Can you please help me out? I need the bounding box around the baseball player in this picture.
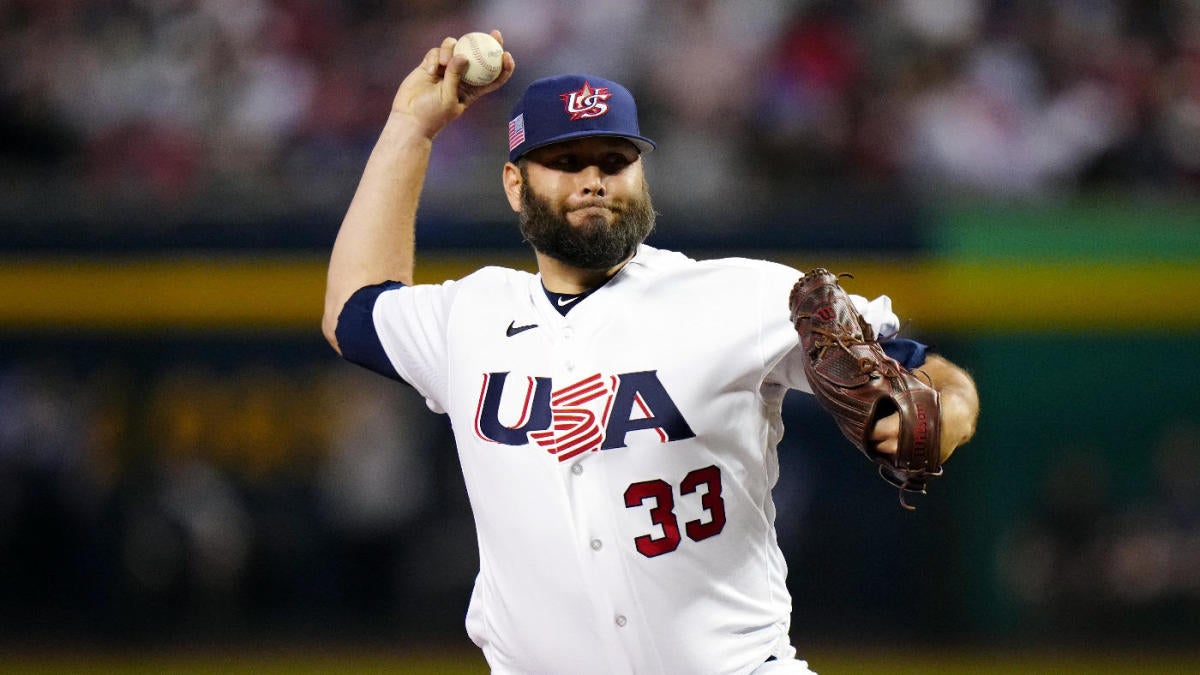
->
[323,32,979,675]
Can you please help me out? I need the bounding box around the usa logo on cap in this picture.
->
[560,82,611,121]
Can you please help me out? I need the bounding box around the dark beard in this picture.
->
[518,171,656,270]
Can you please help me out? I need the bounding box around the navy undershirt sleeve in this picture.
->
[881,337,930,370]
[334,281,407,382]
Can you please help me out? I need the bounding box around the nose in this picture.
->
[579,165,606,197]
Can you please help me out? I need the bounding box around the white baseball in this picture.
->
[453,32,503,86]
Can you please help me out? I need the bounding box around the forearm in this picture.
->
[920,354,980,461]
[323,114,432,351]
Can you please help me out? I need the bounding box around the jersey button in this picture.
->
[571,462,583,475]
[565,360,575,371]
[614,615,627,628]
[590,538,602,551]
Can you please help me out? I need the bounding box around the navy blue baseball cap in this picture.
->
[507,74,656,162]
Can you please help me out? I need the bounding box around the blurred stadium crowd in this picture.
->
[2,0,1200,235]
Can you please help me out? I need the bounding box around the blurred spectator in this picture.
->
[902,38,1128,197]
[998,420,1200,644]
[749,2,867,193]
[996,447,1118,640]
[1102,419,1200,639]
[0,360,111,620]
[638,0,790,221]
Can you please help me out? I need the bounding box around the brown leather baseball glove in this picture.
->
[789,269,942,509]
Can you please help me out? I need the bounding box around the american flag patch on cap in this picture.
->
[508,113,525,152]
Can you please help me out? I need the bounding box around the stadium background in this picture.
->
[2,0,1198,672]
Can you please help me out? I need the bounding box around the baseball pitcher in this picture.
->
[323,31,980,675]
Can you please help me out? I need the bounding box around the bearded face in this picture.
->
[517,164,656,270]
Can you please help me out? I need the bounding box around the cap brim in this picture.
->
[511,130,656,162]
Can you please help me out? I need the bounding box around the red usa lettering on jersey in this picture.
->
[560,82,611,120]
[473,371,696,461]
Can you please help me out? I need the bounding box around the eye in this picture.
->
[600,153,633,175]
[549,154,581,172]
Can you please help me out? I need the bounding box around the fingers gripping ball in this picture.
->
[454,32,503,86]
[789,269,944,510]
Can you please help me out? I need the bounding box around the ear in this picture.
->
[502,162,522,213]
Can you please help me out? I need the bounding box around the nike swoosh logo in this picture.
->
[506,320,538,337]
[557,296,581,307]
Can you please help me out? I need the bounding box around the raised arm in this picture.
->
[322,32,514,353]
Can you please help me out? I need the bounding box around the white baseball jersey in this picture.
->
[338,244,900,675]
